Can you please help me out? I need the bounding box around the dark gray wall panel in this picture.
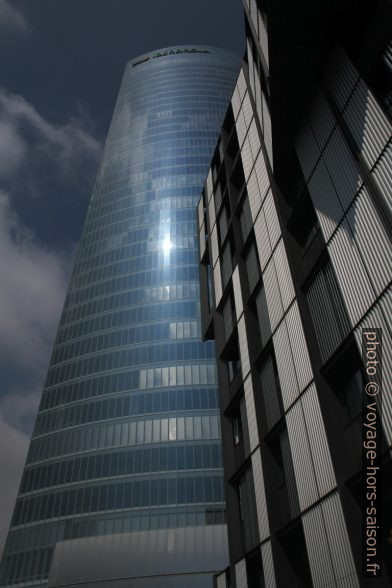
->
[48,525,229,587]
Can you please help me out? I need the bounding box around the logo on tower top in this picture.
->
[132,48,210,67]
[132,55,151,67]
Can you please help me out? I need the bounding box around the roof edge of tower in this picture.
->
[127,45,240,68]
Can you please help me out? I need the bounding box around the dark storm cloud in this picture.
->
[0,88,101,183]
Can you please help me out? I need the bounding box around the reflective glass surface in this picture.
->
[0,46,240,586]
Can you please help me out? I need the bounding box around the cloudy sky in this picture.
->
[0,0,244,556]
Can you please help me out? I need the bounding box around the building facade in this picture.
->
[198,2,391,586]
[0,46,241,587]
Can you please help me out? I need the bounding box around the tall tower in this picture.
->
[0,46,240,587]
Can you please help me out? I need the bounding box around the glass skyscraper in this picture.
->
[0,46,240,587]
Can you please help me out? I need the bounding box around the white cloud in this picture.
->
[0,88,102,182]
[0,191,71,374]
[0,120,27,175]
[0,0,31,37]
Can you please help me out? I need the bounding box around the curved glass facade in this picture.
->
[0,47,240,586]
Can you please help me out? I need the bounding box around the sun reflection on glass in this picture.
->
[162,235,172,253]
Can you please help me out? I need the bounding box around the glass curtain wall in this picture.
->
[0,46,240,587]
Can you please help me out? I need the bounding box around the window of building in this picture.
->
[206,263,214,311]
[239,194,253,243]
[229,393,250,467]
[246,550,266,588]
[222,293,236,342]
[215,180,223,213]
[237,465,260,553]
[216,165,228,211]
[227,349,242,389]
[218,203,230,247]
[230,155,246,194]
[218,139,225,165]
[221,240,234,288]
[233,411,243,446]
[277,521,313,587]
[226,118,240,161]
[227,357,241,384]
[259,352,283,431]
[288,186,320,251]
[211,156,220,186]
[322,340,370,474]
[245,241,261,294]
[265,424,300,528]
[223,105,235,135]
[214,139,223,169]
[254,284,271,347]
[306,259,351,363]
